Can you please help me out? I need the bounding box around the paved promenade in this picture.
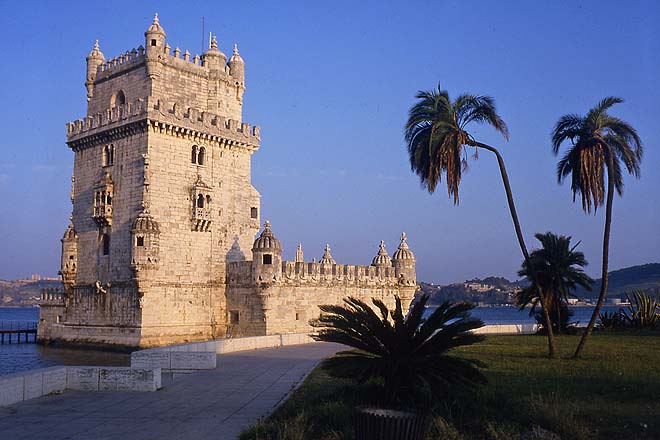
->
[0,342,342,440]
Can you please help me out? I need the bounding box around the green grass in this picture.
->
[240,333,660,440]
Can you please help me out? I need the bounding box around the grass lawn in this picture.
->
[240,333,660,439]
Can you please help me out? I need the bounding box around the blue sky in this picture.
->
[0,0,658,283]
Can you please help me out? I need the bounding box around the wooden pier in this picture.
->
[0,321,38,344]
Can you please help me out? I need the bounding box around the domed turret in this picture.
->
[319,244,336,265]
[228,44,245,82]
[371,240,392,267]
[392,232,415,261]
[145,13,166,78]
[392,233,416,285]
[203,35,227,70]
[130,207,160,275]
[252,221,282,283]
[85,40,105,101]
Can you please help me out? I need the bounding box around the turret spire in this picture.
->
[295,243,304,263]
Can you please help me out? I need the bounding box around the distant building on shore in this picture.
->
[39,15,418,348]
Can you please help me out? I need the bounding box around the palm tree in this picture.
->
[310,295,486,408]
[551,97,643,357]
[405,83,558,358]
[516,232,594,334]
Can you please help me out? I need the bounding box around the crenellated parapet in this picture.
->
[66,98,260,150]
[40,289,66,305]
[148,99,260,148]
[227,222,417,290]
[94,46,145,84]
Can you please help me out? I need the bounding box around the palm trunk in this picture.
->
[573,153,615,358]
[471,141,557,358]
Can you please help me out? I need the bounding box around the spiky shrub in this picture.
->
[310,295,486,409]
[597,310,626,331]
[622,290,660,329]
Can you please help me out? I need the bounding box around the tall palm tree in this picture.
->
[405,83,558,358]
[516,232,594,334]
[551,97,643,357]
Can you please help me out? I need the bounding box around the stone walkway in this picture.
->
[0,342,342,440]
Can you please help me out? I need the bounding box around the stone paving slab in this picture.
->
[0,342,342,440]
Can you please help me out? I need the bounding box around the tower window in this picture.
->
[103,145,115,166]
[250,207,258,219]
[151,39,157,47]
[136,236,144,247]
[102,234,110,255]
[263,254,272,265]
[230,311,240,324]
[197,194,204,208]
[110,91,125,107]
[198,147,206,166]
[191,145,198,164]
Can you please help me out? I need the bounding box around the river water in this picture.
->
[0,308,129,376]
[0,305,625,376]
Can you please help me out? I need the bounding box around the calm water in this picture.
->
[0,305,626,376]
[0,308,129,376]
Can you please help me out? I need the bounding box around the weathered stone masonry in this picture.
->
[38,15,418,348]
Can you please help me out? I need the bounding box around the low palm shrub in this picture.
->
[597,310,626,331]
[622,290,659,329]
[310,295,486,410]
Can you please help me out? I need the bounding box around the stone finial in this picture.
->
[173,47,181,58]
[233,44,239,56]
[295,243,304,263]
[399,232,409,249]
[164,43,171,55]
[183,50,190,61]
[264,220,271,229]
[93,40,100,51]
[211,35,218,50]
[320,244,336,265]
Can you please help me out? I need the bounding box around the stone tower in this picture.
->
[39,14,261,347]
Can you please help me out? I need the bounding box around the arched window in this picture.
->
[197,194,204,208]
[110,90,126,107]
[206,195,211,206]
[198,147,206,166]
[191,145,198,164]
[102,234,111,255]
[103,145,115,166]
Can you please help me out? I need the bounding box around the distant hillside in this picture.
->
[575,263,660,298]
[419,263,660,305]
[0,279,61,307]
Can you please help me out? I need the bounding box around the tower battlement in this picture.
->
[66,98,260,148]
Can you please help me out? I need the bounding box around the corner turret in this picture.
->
[319,244,336,265]
[59,216,78,290]
[392,233,416,286]
[130,206,160,277]
[228,44,245,83]
[85,40,105,101]
[144,13,166,78]
[371,240,392,267]
[252,221,282,283]
[203,35,227,71]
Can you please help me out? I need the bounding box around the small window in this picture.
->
[191,145,198,164]
[295,312,300,321]
[230,311,240,324]
[102,234,110,255]
[69,255,74,260]
[151,39,157,47]
[103,145,115,166]
[250,207,258,219]
[197,194,204,208]
[198,147,206,166]
[206,195,212,206]
[136,236,144,247]
[263,254,272,265]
